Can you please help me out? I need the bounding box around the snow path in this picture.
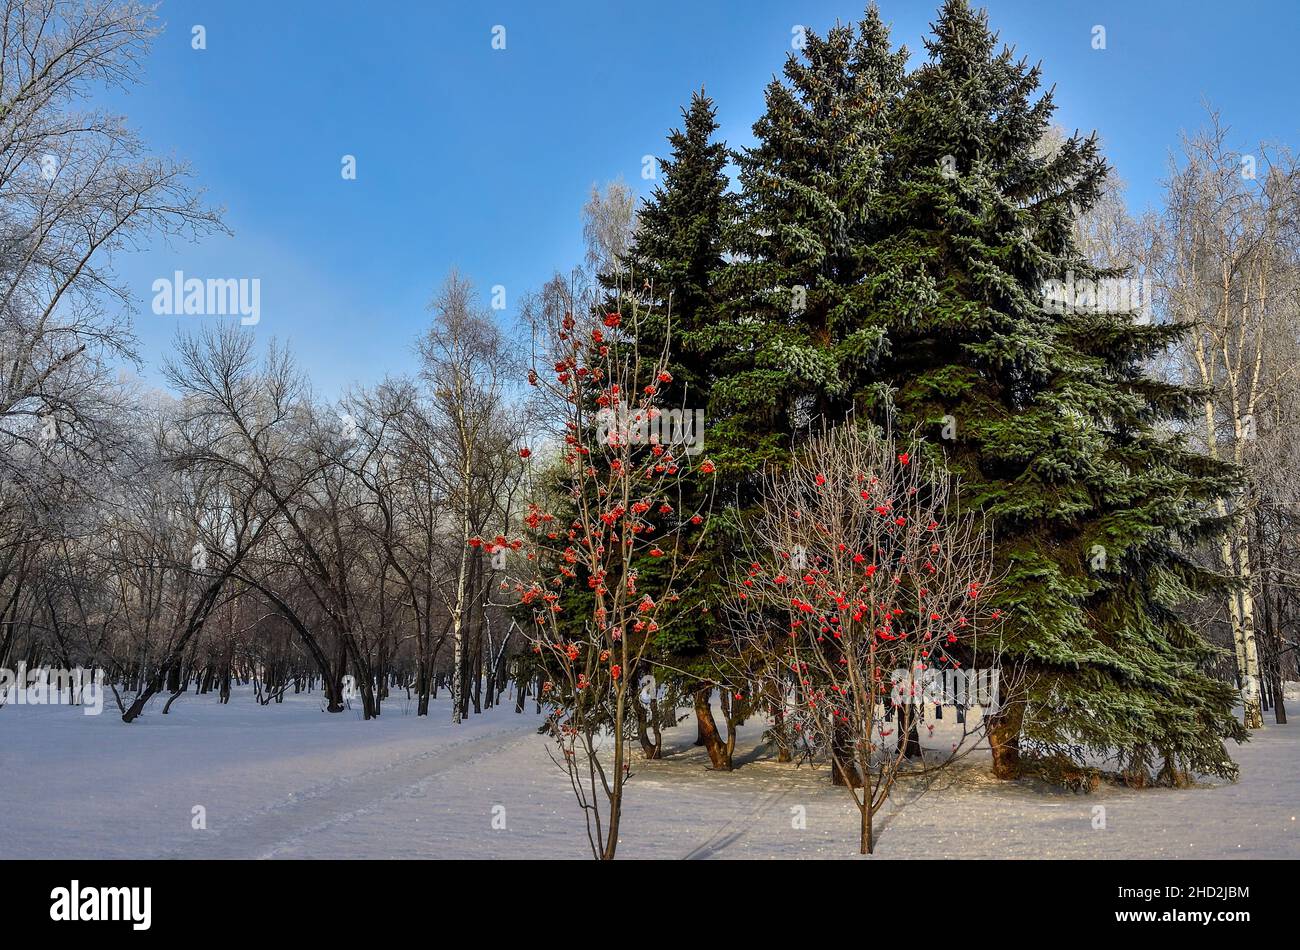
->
[681,780,793,860]
[2,687,1297,859]
[157,723,538,859]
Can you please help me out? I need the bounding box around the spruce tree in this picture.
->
[627,89,734,407]
[717,4,908,470]
[706,6,909,775]
[859,0,1245,780]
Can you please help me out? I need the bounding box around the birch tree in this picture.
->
[1154,112,1300,729]
[417,270,519,723]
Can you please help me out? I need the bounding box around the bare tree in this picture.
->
[0,2,222,681]
[0,0,223,458]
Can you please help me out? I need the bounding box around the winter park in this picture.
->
[1,0,1298,901]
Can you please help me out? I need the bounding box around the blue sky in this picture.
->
[105,0,1300,398]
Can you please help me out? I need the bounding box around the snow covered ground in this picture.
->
[1,687,1296,859]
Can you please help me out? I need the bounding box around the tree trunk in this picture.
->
[1266,583,1288,725]
[1230,533,1264,729]
[693,687,731,770]
[451,513,470,724]
[987,699,1024,780]
[830,721,862,787]
[416,663,431,716]
[633,697,661,759]
[648,697,663,754]
[771,685,792,762]
[899,703,923,759]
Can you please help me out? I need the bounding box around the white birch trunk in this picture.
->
[451,507,468,725]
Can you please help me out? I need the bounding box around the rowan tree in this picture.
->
[731,422,1002,854]
[499,294,713,860]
